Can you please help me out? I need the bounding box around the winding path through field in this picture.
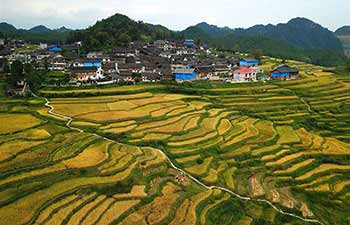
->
[300,97,314,114]
[39,95,325,225]
[291,90,315,114]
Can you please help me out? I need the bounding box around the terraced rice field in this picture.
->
[1,58,350,224]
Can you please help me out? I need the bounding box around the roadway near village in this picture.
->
[1,57,350,225]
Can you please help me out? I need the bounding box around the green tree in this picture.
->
[346,61,350,72]
[196,158,204,164]
[10,60,23,77]
[256,72,266,80]
[43,58,49,72]
[96,31,109,45]
[3,60,10,74]
[9,60,24,86]
[234,44,241,52]
[118,33,131,47]
[28,70,45,92]
[127,27,140,40]
[196,39,203,46]
[24,63,33,80]
[251,49,264,61]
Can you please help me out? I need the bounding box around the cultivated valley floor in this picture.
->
[1,58,350,225]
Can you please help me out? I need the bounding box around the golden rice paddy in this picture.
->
[186,157,213,176]
[276,126,300,144]
[0,113,42,134]
[3,58,350,224]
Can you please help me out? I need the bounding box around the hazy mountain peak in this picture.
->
[286,17,322,30]
[0,22,17,33]
[196,22,210,26]
[335,26,350,35]
[55,26,72,32]
[288,17,315,24]
[29,25,52,33]
[195,22,217,29]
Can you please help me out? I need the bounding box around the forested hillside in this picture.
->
[67,14,178,50]
[1,14,347,66]
[182,24,346,66]
[194,18,343,51]
[69,14,346,66]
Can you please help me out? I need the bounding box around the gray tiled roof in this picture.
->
[173,68,195,74]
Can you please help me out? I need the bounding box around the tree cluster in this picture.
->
[8,60,46,91]
[67,14,176,51]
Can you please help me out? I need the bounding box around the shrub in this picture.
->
[196,158,204,165]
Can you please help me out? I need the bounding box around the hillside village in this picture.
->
[2,4,350,225]
[0,38,300,94]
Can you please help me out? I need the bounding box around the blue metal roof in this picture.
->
[175,71,197,80]
[184,39,195,46]
[271,72,290,77]
[83,62,102,67]
[49,47,62,52]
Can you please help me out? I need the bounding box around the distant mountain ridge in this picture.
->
[0,17,342,51]
[335,26,350,36]
[29,25,52,33]
[74,14,346,66]
[55,26,72,33]
[190,18,343,51]
[0,22,17,33]
[195,22,233,37]
[0,23,73,43]
[0,23,72,34]
[181,18,346,66]
[0,14,347,65]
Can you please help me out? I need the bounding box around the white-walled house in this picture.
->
[87,52,103,59]
[39,43,48,50]
[233,67,257,82]
[49,54,66,71]
[71,66,104,82]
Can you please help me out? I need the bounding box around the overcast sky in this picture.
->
[0,0,349,31]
